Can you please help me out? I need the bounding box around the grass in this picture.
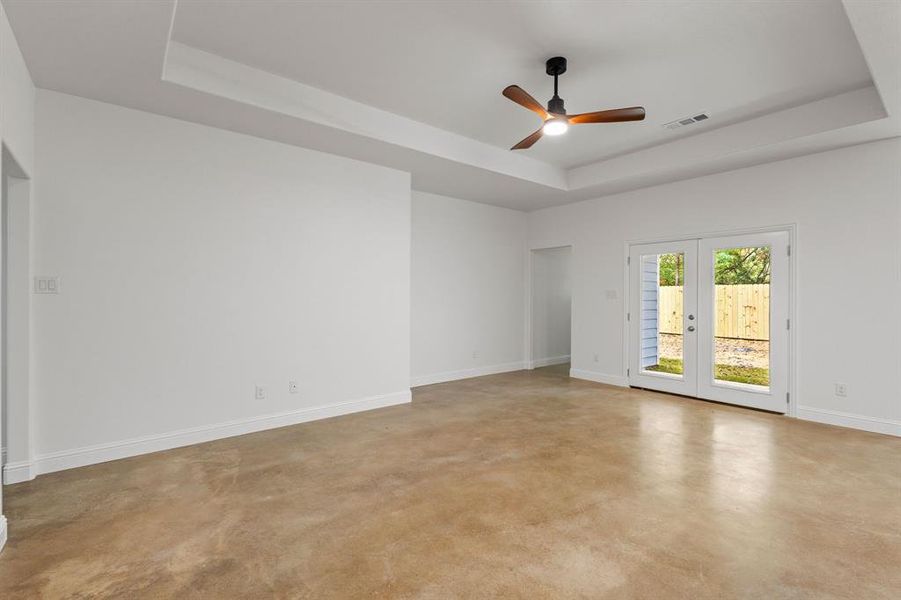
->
[646,357,769,386]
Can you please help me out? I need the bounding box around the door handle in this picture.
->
[687,325,696,332]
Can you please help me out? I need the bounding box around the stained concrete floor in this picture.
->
[1,364,899,598]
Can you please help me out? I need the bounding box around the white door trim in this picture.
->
[623,224,796,415]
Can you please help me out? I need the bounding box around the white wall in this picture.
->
[29,90,412,471]
[411,191,526,386]
[529,138,901,435]
[530,246,571,367]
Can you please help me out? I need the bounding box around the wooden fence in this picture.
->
[658,284,770,341]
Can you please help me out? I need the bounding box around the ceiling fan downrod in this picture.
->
[546,56,567,115]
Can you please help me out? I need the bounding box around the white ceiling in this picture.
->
[3,0,899,210]
[172,0,873,169]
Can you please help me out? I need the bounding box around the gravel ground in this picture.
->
[658,333,769,369]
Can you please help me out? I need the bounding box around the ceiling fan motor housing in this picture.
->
[547,95,566,115]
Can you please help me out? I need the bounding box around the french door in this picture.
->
[628,231,789,413]
[628,240,698,396]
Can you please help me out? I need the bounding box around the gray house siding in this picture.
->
[640,255,659,369]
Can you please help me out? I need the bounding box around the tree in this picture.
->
[656,247,770,286]
[714,247,770,284]
[658,253,683,286]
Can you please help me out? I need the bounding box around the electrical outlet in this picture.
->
[288,381,299,394]
[255,385,266,400]
[594,353,599,363]
[472,351,479,359]
[834,383,847,397]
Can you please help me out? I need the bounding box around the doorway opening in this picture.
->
[530,246,572,372]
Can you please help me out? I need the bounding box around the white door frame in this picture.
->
[1,144,35,553]
[1,147,34,486]
[623,224,797,416]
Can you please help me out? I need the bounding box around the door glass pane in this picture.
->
[641,252,683,377]
[712,246,770,389]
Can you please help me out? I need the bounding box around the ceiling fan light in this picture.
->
[542,118,568,136]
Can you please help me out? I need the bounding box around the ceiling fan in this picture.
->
[502,56,646,150]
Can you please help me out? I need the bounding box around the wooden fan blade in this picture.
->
[503,85,549,119]
[510,128,543,150]
[568,107,646,124]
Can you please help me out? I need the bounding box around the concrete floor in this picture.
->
[1,364,899,598]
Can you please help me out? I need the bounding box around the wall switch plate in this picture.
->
[255,385,266,400]
[605,289,618,300]
[34,276,60,294]
[835,383,847,397]
[594,353,599,363]
[288,381,299,394]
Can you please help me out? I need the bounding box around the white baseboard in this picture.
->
[0,515,7,553]
[797,406,901,437]
[1,445,37,484]
[3,460,36,485]
[569,368,629,388]
[411,362,526,387]
[12,390,411,480]
[529,355,571,369]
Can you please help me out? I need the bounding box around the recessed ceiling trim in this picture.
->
[162,41,569,191]
[568,85,886,190]
[3,0,897,210]
[164,41,888,201]
[841,0,901,120]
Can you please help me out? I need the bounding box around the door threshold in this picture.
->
[628,385,784,415]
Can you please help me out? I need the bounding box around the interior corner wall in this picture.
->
[527,137,901,434]
[411,190,526,386]
[30,89,412,471]
[529,246,571,367]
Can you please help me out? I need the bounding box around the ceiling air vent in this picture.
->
[663,113,710,130]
